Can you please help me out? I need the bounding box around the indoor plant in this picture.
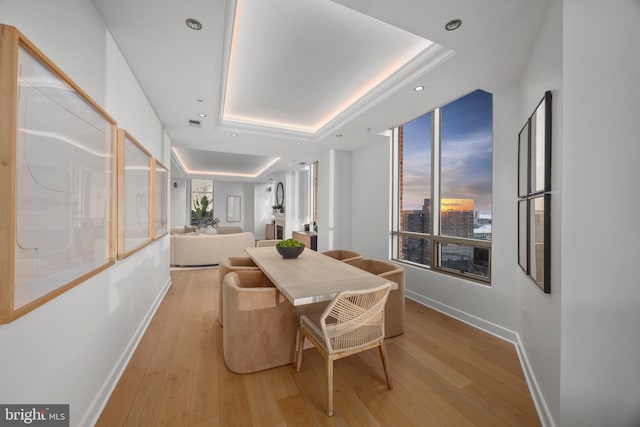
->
[192,195,219,229]
[275,239,305,259]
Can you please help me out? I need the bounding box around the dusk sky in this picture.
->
[402,89,493,215]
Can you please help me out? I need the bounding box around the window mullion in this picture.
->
[431,107,441,269]
[391,127,400,259]
[432,107,441,236]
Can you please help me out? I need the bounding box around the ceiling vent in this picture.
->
[188,119,202,127]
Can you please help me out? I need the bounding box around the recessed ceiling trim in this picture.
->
[219,0,452,139]
[172,147,280,178]
[314,43,456,141]
[217,120,318,142]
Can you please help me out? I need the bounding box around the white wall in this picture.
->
[0,1,171,425]
[317,149,353,252]
[253,182,272,240]
[515,0,564,424]
[351,134,392,260]
[561,1,640,425]
[170,177,188,226]
[213,181,255,232]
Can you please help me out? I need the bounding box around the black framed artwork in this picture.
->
[518,199,528,273]
[528,194,551,293]
[518,121,530,198]
[529,92,552,194]
[517,90,552,293]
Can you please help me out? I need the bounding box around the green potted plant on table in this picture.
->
[275,239,305,259]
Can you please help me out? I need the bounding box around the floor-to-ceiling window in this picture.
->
[393,89,493,283]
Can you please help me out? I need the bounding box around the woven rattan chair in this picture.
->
[294,283,393,416]
[322,249,364,264]
[255,239,281,247]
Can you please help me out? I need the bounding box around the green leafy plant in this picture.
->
[193,195,213,227]
[276,238,304,248]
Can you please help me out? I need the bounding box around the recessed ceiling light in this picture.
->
[197,113,207,118]
[196,98,204,103]
[445,19,462,31]
[186,18,202,31]
[231,133,238,137]
[414,85,425,92]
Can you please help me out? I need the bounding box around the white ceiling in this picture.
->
[92,0,550,181]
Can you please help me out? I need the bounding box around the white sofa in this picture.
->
[170,226,256,266]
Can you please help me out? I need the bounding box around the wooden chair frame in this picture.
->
[294,283,393,416]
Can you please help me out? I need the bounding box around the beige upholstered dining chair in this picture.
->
[295,283,393,416]
[321,249,364,264]
[218,257,259,326]
[349,259,406,338]
[223,271,297,374]
[256,239,281,247]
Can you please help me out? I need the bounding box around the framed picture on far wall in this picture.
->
[227,195,241,222]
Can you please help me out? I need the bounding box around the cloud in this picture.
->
[403,130,493,213]
[401,172,430,210]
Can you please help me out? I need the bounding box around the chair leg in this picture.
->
[379,341,393,389]
[294,327,305,372]
[326,357,334,416]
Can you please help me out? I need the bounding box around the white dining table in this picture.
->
[245,246,396,306]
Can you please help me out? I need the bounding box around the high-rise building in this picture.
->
[440,198,474,238]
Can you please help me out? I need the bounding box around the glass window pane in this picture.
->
[399,112,432,234]
[191,179,213,226]
[437,242,490,279]
[397,235,430,266]
[440,90,493,241]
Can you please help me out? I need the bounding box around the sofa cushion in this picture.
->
[217,226,243,234]
[171,231,256,266]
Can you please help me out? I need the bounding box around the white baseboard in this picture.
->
[81,277,172,427]
[513,334,556,427]
[405,290,555,427]
[405,289,518,342]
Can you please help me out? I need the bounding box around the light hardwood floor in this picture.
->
[97,268,540,426]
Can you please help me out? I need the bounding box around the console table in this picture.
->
[292,231,317,251]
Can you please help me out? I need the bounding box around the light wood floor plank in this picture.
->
[97,267,540,426]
